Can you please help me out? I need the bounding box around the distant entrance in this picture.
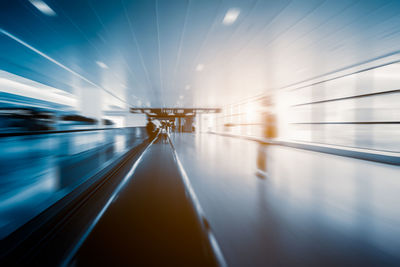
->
[130,108,221,133]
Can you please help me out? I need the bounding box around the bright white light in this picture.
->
[223,8,240,25]
[0,70,76,107]
[245,103,258,123]
[96,61,108,69]
[29,0,56,16]
[185,85,191,90]
[196,64,204,72]
[179,95,184,100]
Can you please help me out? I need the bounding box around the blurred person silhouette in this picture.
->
[146,117,157,140]
[256,96,277,179]
[161,121,167,134]
[165,120,171,134]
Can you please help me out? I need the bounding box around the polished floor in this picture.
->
[73,135,217,266]
[2,131,400,266]
[170,133,400,266]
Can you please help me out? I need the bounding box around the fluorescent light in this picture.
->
[185,85,191,90]
[223,8,240,25]
[196,64,204,72]
[96,61,108,69]
[29,0,57,16]
[179,95,184,100]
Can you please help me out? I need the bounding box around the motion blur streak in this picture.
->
[169,136,227,267]
[0,28,126,104]
[0,0,399,266]
[62,135,158,267]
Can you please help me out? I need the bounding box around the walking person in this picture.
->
[146,117,156,140]
[256,96,277,178]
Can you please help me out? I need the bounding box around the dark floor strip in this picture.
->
[71,135,218,266]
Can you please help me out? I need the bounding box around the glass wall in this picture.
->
[211,62,400,153]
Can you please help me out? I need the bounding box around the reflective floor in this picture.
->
[171,133,400,266]
[74,135,217,266]
[0,128,146,239]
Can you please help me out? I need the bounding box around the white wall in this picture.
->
[125,113,147,127]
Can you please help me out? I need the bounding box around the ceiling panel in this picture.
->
[1,0,400,109]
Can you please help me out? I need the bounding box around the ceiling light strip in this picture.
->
[0,28,128,106]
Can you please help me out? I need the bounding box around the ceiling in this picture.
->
[1,0,400,109]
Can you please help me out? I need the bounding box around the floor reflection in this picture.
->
[171,132,400,265]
